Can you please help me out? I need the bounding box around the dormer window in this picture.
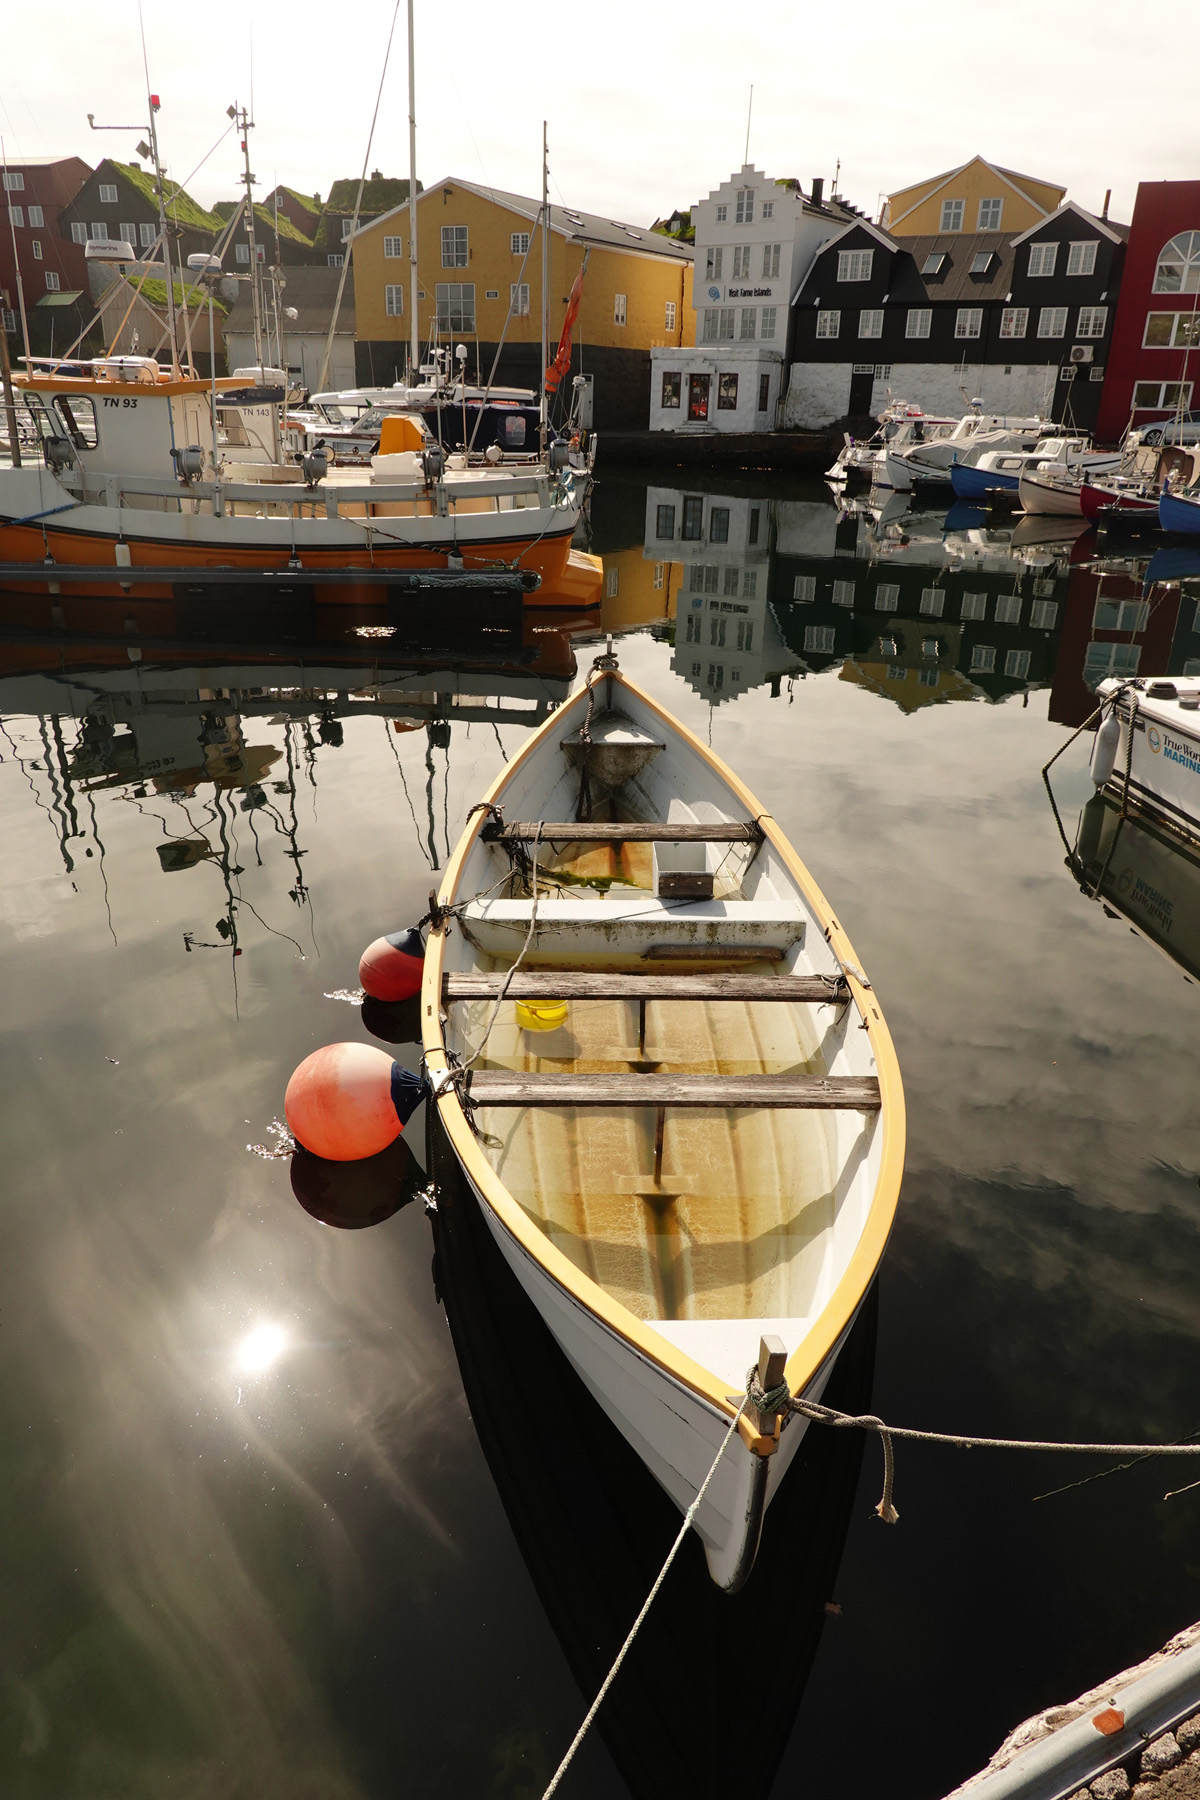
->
[970,251,995,275]
[837,247,873,282]
[922,252,947,276]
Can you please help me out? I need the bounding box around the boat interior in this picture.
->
[435,676,883,1389]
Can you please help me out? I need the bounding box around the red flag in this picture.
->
[545,251,589,394]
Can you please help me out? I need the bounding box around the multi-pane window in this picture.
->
[27,205,43,227]
[832,579,855,606]
[739,308,756,339]
[702,307,735,341]
[327,253,344,268]
[1153,232,1200,294]
[384,284,404,316]
[961,591,987,621]
[118,221,136,245]
[1004,649,1031,680]
[955,308,983,338]
[970,644,997,673]
[384,235,404,258]
[1037,306,1068,337]
[90,222,107,239]
[1094,598,1149,632]
[2,171,23,190]
[906,308,931,338]
[1030,600,1059,630]
[723,567,739,596]
[859,309,883,338]
[718,372,739,408]
[235,244,250,264]
[940,198,965,231]
[510,283,530,315]
[816,309,840,338]
[98,182,117,205]
[682,496,705,540]
[656,503,676,536]
[760,306,777,339]
[510,232,530,255]
[70,221,87,243]
[661,371,681,409]
[1066,240,1098,277]
[1076,306,1108,338]
[793,575,817,602]
[1143,312,1200,348]
[977,198,1003,230]
[729,244,749,279]
[139,222,156,246]
[995,593,1023,625]
[743,570,757,597]
[709,506,730,540]
[705,246,723,280]
[762,200,774,220]
[1133,380,1194,409]
[440,224,468,267]
[1028,242,1058,277]
[1083,642,1141,684]
[665,300,676,331]
[715,203,727,223]
[1000,306,1028,338]
[970,251,994,274]
[762,243,780,278]
[735,618,754,651]
[804,624,836,654]
[613,292,627,326]
[44,270,59,291]
[341,218,355,241]
[920,588,945,616]
[735,188,754,224]
[435,281,475,330]
[653,564,664,590]
[6,206,22,228]
[30,239,41,260]
[2,307,14,332]
[837,248,873,282]
[757,372,771,411]
[875,583,899,611]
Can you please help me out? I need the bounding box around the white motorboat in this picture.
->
[826,402,956,487]
[885,410,1048,493]
[1091,675,1200,841]
[422,654,905,1590]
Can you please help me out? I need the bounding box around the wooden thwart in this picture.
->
[463,1071,880,1109]
[443,972,849,1003]
[482,820,762,843]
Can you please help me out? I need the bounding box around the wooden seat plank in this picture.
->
[463,1071,880,1110]
[482,820,762,843]
[443,972,849,1003]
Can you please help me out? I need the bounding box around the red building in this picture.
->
[1,155,92,352]
[1096,180,1200,442]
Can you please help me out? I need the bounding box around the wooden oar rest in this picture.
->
[462,1071,880,1109]
[481,820,764,843]
[442,972,849,1003]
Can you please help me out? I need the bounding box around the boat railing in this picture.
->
[44,466,564,521]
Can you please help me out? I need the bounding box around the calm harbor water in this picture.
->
[3,469,1200,1798]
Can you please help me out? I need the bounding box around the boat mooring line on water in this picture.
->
[539,1383,752,1800]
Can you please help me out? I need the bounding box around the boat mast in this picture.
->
[234,106,266,372]
[144,97,181,374]
[407,0,419,382]
[540,120,548,456]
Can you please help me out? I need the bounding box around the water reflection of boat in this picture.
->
[428,1111,874,1800]
[1068,790,1200,984]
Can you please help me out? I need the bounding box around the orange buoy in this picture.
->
[284,1043,426,1161]
[359,926,425,1002]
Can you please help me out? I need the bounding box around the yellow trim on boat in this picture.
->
[421,668,905,1452]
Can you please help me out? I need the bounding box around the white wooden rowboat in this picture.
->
[421,652,905,1589]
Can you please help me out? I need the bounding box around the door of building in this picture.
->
[688,373,710,421]
[848,364,875,417]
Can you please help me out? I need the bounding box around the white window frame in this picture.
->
[705,246,723,281]
[1028,242,1058,277]
[955,308,983,339]
[1066,240,1098,277]
[961,591,987,621]
[905,308,931,339]
[731,244,751,280]
[793,575,817,602]
[510,282,530,316]
[762,243,781,279]
[2,171,24,191]
[1000,306,1028,339]
[235,243,250,265]
[837,248,873,282]
[762,200,774,220]
[6,206,22,228]
[30,239,41,260]
[440,223,468,268]
[739,307,756,340]
[1076,305,1108,339]
[384,284,404,316]
[98,182,118,205]
[510,231,530,255]
[977,198,1003,230]
[613,292,627,327]
[759,305,777,340]
[1154,231,1200,295]
[139,222,156,247]
[715,203,727,223]
[858,309,883,339]
[665,299,676,331]
[832,579,855,607]
[90,222,107,239]
[118,221,136,246]
[940,198,965,232]
[26,204,43,227]
[816,309,840,338]
[804,624,836,655]
[970,644,997,673]
[1132,380,1194,412]
[44,270,59,291]
[1037,306,1068,338]
[1142,312,1200,350]
[70,221,87,244]
[435,281,476,331]
[735,187,755,224]
[326,253,344,268]
[383,235,404,258]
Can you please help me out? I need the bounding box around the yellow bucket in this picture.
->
[515,998,569,1033]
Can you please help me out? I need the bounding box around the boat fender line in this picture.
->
[539,1377,754,1800]
[777,1392,1200,1532]
[5,499,82,528]
[1041,689,1121,862]
[1087,688,1139,901]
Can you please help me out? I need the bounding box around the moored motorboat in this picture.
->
[1091,674,1200,839]
[421,652,904,1590]
[1159,487,1200,535]
[952,436,1116,506]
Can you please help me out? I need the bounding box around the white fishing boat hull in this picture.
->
[1017,469,1084,516]
[1096,677,1200,840]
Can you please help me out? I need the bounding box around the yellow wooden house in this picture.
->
[880,156,1066,237]
[351,177,694,427]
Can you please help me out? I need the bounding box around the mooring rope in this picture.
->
[539,1385,750,1800]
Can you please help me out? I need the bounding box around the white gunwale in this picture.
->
[421,668,906,1453]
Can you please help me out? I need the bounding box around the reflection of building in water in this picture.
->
[69,706,281,794]
[771,503,1072,708]
[643,486,802,702]
[1047,556,1200,727]
[1068,790,1200,985]
[598,545,683,638]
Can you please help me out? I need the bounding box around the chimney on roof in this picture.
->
[370,169,382,181]
[1102,188,1111,220]
[811,176,824,207]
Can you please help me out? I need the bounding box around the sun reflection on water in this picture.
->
[235,1322,289,1375]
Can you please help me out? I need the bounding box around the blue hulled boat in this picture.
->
[1159,489,1200,536]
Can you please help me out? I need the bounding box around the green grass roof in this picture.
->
[115,162,222,234]
[137,276,228,315]
[211,199,313,244]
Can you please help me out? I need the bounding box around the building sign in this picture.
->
[706,285,721,301]
[727,286,774,298]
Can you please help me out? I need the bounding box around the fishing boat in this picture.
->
[421,650,904,1590]
[1159,487,1200,536]
[1090,674,1200,841]
[951,436,1114,505]
[884,410,1046,493]
[826,402,955,488]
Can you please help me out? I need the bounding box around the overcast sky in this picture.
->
[1,1,1194,232]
